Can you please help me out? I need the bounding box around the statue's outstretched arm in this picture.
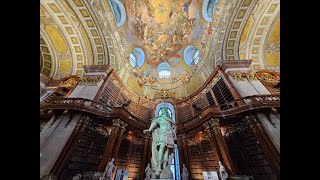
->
[143,121,157,133]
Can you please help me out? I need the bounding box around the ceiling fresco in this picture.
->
[40,0,279,101]
[105,0,219,99]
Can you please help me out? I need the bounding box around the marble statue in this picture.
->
[143,106,176,178]
[219,161,228,180]
[144,163,152,180]
[181,164,188,180]
[102,158,115,180]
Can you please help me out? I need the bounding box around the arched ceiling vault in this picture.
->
[40,32,56,77]
[40,0,280,101]
[40,0,109,79]
[89,0,242,100]
[223,0,280,71]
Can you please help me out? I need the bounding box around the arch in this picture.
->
[155,102,176,123]
[157,62,171,79]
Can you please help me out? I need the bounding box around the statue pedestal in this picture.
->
[151,172,173,180]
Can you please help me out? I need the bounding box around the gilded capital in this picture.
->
[120,121,128,130]
[203,121,211,129]
[209,118,220,126]
[112,118,122,127]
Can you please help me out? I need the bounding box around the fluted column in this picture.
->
[140,134,150,180]
[208,118,234,174]
[98,118,121,171]
[112,121,128,159]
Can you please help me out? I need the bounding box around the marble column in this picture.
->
[40,113,82,178]
[112,121,127,159]
[140,134,150,180]
[98,118,121,171]
[50,115,89,177]
[208,118,235,174]
[256,112,280,153]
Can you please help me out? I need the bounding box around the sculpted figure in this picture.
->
[143,107,176,177]
[144,163,152,180]
[219,161,228,180]
[181,164,188,180]
[102,158,115,180]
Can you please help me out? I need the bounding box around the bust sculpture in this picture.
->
[144,163,152,180]
[143,106,176,178]
[102,158,115,180]
[181,164,188,180]
[219,161,228,180]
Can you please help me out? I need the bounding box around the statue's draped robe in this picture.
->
[151,115,176,174]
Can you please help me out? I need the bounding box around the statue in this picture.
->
[102,158,115,180]
[219,161,228,180]
[144,163,152,180]
[181,164,188,180]
[143,106,176,178]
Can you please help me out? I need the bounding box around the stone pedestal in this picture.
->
[151,172,173,179]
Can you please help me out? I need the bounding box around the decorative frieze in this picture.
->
[78,75,103,86]
[230,72,258,81]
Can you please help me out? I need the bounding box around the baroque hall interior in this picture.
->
[40,0,280,179]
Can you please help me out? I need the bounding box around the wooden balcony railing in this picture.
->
[41,94,279,133]
[179,94,280,132]
[41,97,148,130]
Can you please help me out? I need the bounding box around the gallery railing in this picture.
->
[41,97,148,130]
[41,94,279,133]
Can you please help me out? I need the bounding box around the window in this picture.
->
[158,62,171,79]
[184,45,200,66]
[129,48,144,68]
[158,108,172,119]
[170,144,180,180]
[129,53,137,67]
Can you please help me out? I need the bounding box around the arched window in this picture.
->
[184,45,200,66]
[158,108,172,119]
[129,48,144,68]
[158,62,171,79]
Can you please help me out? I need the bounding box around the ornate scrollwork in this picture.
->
[230,72,258,81]
[256,69,280,93]
[78,75,103,86]
[112,118,122,127]
[230,72,245,81]
[153,89,176,100]
[59,77,78,90]
[209,118,220,126]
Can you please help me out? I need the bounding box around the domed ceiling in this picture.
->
[102,0,219,100]
[40,0,278,101]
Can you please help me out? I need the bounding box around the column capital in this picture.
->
[120,121,128,130]
[112,118,122,127]
[203,121,211,130]
[209,118,220,126]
